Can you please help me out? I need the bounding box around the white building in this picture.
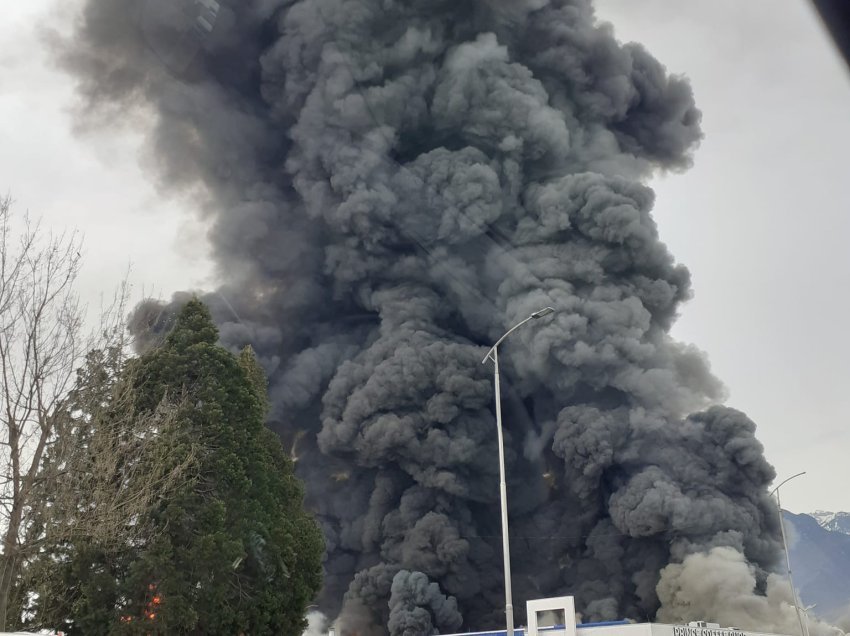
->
[441,597,790,636]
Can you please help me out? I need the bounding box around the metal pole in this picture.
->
[482,307,553,636]
[493,347,514,636]
[770,473,808,636]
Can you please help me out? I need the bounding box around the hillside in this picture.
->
[785,511,850,625]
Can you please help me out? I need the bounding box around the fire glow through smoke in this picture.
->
[57,0,790,633]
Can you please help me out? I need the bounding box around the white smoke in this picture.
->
[302,610,331,636]
[834,605,850,632]
[657,547,845,636]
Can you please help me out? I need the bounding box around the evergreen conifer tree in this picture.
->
[31,299,323,635]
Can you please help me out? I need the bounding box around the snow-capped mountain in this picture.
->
[808,510,850,535]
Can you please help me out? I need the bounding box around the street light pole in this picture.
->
[482,307,555,636]
[769,472,808,636]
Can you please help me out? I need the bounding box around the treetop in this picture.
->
[164,298,219,350]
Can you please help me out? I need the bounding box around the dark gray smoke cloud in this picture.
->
[389,570,463,635]
[57,0,784,632]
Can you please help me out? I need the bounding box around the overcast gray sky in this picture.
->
[1,1,847,514]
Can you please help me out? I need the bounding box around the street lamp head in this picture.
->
[482,305,556,365]
[769,471,807,498]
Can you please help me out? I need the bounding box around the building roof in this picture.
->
[443,621,791,636]
[440,596,792,636]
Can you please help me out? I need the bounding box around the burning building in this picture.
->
[59,0,788,634]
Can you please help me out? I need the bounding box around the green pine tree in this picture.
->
[30,299,324,635]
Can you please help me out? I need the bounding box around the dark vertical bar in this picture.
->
[811,0,850,68]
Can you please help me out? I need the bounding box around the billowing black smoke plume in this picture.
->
[58,0,784,633]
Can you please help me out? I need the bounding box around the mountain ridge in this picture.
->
[808,510,850,535]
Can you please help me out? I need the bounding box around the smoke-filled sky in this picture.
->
[1,0,847,517]
[5,1,850,634]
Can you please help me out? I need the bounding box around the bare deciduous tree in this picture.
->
[35,360,200,551]
[0,194,87,627]
[21,356,201,629]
